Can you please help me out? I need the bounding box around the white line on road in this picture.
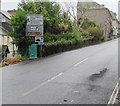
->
[47,73,63,82]
[22,58,88,97]
[107,81,119,105]
[21,72,63,97]
[112,86,119,104]
[74,58,88,67]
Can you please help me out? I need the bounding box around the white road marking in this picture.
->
[22,58,88,97]
[47,73,63,82]
[21,72,63,97]
[74,58,88,67]
[107,81,119,105]
[112,86,119,104]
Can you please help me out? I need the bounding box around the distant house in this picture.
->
[7,10,16,15]
[0,10,11,22]
[77,2,118,37]
[110,11,119,35]
[0,10,17,61]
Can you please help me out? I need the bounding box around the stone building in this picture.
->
[0,10,17,61]
[77,2,118,37]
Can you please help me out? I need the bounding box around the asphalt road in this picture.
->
[1,39,118,104]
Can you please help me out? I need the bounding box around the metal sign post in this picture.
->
[26,14,44,58]
[40,45,42,57]
[38,42,44,57]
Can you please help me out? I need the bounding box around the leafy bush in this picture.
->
[20,56,28,61]
[78,18,97,29]
[44,31,91,42]
[9,10,35,56]
[43,32,93,56]
[87,27,104,40]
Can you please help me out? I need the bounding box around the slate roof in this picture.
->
[0,22,12,32]
[0,10,11,20]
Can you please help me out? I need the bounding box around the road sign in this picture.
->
[26,25,43,36]
[26,14,44,57]
[26,14,43,25]
[26,14,44,36]
[38,42,44,45]
[35,36,44,43]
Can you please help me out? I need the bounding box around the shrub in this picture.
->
[87,26,104,40]
[20,56,28,61]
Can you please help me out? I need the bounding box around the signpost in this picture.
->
[26,14,44,58]
[35,36,44,43]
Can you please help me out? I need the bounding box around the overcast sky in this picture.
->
[1,0,119,16]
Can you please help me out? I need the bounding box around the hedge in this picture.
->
[42,36,102,57]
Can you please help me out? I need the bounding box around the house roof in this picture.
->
[109,11,117,20]
[77,1,105,9]
[0,10,11,20]
[7,10,16,15]
[77,1,117,18]
[0,22,12,32]
[89,2,105,9]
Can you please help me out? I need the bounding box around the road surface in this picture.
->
[1,39,118,104]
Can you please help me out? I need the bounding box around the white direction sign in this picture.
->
[26,14,44,37]
[27,14,43,25]
[35,36,44,43]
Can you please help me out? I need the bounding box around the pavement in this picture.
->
[1,39,118,104]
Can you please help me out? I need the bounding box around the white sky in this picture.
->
[1,0,119,16]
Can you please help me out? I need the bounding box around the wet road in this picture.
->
[2,39,118,104]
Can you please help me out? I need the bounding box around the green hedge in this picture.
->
[39,31,105,56]
[42,36,99,56]
[44,31,90,42]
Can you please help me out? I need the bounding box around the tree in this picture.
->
[77,0,93,28]
[9,10,34,56]
[78,18,97,29]
[87,26,104,40]
[9,0,73,56]
[61,0,93,33]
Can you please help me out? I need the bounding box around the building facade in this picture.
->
[110,11,119,35]
[0,10,17,61]
[77,2,118,37]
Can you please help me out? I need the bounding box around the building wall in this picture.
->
[0,29,17,59]
[112,20,118,35]
[118,0,120,22]
[77,8,112,37]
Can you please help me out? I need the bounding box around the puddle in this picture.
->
[89,68,108,81]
